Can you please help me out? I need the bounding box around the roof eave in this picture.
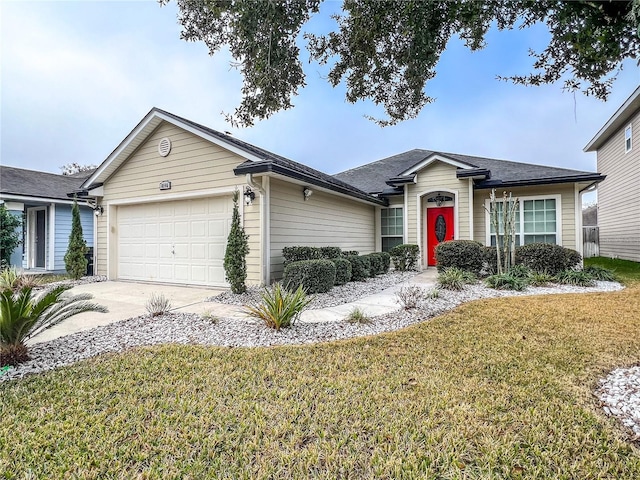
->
[234,162,388,206]
[584,85,640,152]
[474,174,606,189]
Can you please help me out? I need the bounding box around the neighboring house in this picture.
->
[584,85,640,262]
[78,107,604,287]
[0,166,95,271]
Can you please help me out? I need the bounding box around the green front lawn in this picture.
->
[1,263,640,477]
[585,256,640,285]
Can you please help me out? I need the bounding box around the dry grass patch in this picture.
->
[1,286,640,477]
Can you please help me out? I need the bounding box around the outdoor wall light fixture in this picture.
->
[244,186,256,205]
[93,206,104,216]
[303,187,313,201]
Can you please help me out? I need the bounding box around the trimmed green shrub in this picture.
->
[485,273,528,291]
[346,255,371,282]
[342,250,359,257]
[389,244,420,271]
[224,190,250,294]
[366,253,384,276]
[515,243,582,275]
[584,265,617,282]
[0,204,22,267]
[482,246,499,275]
[320,246,342,259]
[283,259,336,294]
[556,269,596,287]
[282,246,322,265]
[378,252,391,273]
[331,257,352,285]
[435,240,484,274]
[64,200,88,280]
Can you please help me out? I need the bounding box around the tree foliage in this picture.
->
[64,201,88,280]
[162,0,640,126]
[60,163,97,176]
[223,189,250,293]
[0,205,22,268]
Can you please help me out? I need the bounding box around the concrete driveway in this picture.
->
[29,281,236,344]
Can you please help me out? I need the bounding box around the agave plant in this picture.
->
[0,285,108,366]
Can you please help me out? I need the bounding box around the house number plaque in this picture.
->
[159,181,172,191]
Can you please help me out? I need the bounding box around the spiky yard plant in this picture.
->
[396,285,424,310]
[245,282,311,331]
[0,267,41,292]
[145,293,173,317]
[345,307,371,324]
[0,285,107,366]
[224,189,250,294]
[64,200,88,280]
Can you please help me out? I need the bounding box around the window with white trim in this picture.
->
[381,207,403,252]
[487,196,560,246]
[625,124,632,153]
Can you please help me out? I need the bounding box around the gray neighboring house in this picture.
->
[584,85,640,262]
[0,166,95,272]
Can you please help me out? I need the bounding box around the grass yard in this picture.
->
[1,259,640,478]
[585,256,640,286]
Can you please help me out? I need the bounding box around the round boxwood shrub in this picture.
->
[389,244,420,271]
[342,250,359,257]
[282,246,322,266]
[366,253,384,276]
[346,255,371,281]
[515,243,582,275]
[482,246,498,275]
[319,246,342,259]
[283,259,336,293]
[378,251,391,273]
[434,240,484,274]
[331,257,352,285]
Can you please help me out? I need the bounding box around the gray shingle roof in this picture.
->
[334,149,603,194]
[0,165,93,201]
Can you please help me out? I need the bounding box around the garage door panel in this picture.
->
[117,197,232,286]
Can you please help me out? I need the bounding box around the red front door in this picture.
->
[426,207,454,266]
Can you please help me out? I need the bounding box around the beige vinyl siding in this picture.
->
[269,178,375,279]
[473,184,578,250]
[96,121,262,284]
[596,110,640,261]
[405,160,470,244]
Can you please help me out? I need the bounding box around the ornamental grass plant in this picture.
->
[245,283,312,330]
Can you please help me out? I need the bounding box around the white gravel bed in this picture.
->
[597,366,640,439]
[34,275,107,290]
[1,279,623,383]
[209,271,419,308]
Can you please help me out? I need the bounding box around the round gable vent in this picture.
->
[158,137,172,157]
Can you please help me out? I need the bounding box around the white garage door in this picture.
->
[117,197,232,286]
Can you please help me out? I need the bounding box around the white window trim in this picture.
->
[381,206,404,250]
[484,194,562,247]
[625,124,633,153]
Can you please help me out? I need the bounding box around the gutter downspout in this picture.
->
[246,173,269,285]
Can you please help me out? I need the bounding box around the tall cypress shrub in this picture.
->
[224,189,250,294]
[64,200,88,279]
[0,204,22,268]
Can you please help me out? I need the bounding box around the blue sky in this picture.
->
[2,0,639,200]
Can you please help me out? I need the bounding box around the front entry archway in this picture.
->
[426,206,454,266]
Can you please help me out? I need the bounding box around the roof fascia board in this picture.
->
[474,174,606,189]
[399,153,473,176]
[584,85,640,152]
[234,162,387,206]
[0,193,89,205]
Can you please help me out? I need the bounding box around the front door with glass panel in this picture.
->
[426,207,454,266]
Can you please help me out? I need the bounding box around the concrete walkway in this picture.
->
[29,270,439,344]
